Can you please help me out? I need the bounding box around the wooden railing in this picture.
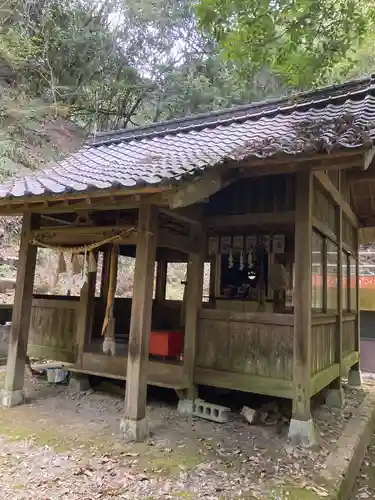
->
[196,309,294,380]
[311,315,336,375]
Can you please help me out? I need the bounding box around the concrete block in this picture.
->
[120,417,149,442]
[1,389,24,407]
[288,418,317,447]
[348,369,362,387]
[326,388,345,408]
[193,399,230,423]
[241,406,257,424]
[177,398,194,416]
[68,373,91,394]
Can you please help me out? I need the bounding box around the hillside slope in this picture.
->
[0,85,87,301]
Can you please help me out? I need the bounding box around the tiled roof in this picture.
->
[2,75,375,200]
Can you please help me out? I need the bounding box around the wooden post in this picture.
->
[100,249,111,302]
[102,245,119,356]
[121,204,158,441]
[2,213,39,407]
[86,252,98,346]
[76,253,97,366]
[209,257,216,303]
[289,170,316,446]
[326,206,345,408]
[348,228,362,386]
[178,227,205,414]
[155,259,167,303]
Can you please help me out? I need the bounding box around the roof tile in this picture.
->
[1,76,375,201]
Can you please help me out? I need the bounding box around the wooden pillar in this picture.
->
[121,204,158,441]
[348,228,362,386]
[100,249,111,301]
[209,257,216,303]
[178,227,204,414]
[355,229,360,355]
[155,259,167,302]
[326,206,345,408]
[3,213,39,407]
[289,170,316,446]
[76,253,97,365]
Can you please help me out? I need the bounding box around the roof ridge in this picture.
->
[88,74,375,148]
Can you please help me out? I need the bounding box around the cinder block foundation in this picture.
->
[193,399,230,423]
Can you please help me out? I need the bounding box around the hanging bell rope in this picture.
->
[101,244,118,337]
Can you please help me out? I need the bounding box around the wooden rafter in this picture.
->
[314,171,359,228]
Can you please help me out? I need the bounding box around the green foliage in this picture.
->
[0,0,146,130]
[196,0,375,87]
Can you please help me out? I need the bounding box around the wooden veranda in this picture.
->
[1,76,375,445]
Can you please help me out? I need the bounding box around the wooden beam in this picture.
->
[3,213,39,407]
[364,147,375,170]
[236,149,365,170]
[314,171,359,228]
[122,204,158,441]
[293,170,313,421]
[155,259,167,303]
[158,230,197,254]
[194,368,293,399]
[312,217,337,243]
[0,185,175,215]
[159,206,202,226]
[31,224,195,254]
[183,227,205,401]
[354,229,360,370]
[168,171,226,209]
[205,211,295,228]
[31,224,134,239]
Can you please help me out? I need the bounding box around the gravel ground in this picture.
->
[0,369,371,500]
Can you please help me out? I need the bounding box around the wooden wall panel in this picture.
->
[342,215,356,250]
[311,318,336,375]
[204,173,296,216]
[313,181,336,235]
[28,298,79,362]
[343,317,356,355]
[196,311,294,380]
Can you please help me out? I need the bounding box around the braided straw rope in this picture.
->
[30,227,138,253]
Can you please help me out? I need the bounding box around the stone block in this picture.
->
[241,406,257,424]
[288,418,317,447]
[193,399,230,423]
[348,369,362,387]
[177,398,194,416]
[326,388,345,408]
[120,417,149,442]
[1,389,24,407]
[68,373,91,394]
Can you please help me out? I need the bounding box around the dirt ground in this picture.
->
[0,368,371,500]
